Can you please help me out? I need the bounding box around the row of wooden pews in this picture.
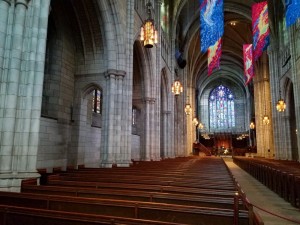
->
[233,157,300,208]
[0,157,263,224]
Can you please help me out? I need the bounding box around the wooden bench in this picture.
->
[21,184,243,209]
[233,157,300,208]
[0,204,184,225]
[0,192,249,225]
[19,156,265,224]
[45,179,237,198]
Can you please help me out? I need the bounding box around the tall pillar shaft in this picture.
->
[123,0,134,164]
[254,53,274,158]
[100,70,128,167]
[13,0,41,173]
[28,0,51,171]
[290,26,300,161]
[100,73,116,167]
[1,0,28,172]
[0,0,12,157]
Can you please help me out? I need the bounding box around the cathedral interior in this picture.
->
[0,0,300,224]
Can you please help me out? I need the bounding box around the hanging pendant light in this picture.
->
[198,122,204,130]
[263,115,270,125]
[276,89,286,112]
[192,117,199,126]
[276,99,286,112]
[249,121,255,129]
[171,80,183,95]
[185,96,192,115]
[185,103,192,115]
[262,80,269,125]
[140,1,158,48]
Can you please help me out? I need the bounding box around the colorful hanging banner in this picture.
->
[243,44,254,85]
[285,0,300,27]
[252,1,270,61]
[208,38,222,76]
[200,0,224,53]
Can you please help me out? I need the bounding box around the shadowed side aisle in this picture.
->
[224,157,300,225]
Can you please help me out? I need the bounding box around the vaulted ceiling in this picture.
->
[173,0,266,95]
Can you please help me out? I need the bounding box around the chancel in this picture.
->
[0,0,300,224]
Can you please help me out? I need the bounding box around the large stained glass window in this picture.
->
[209,85,235,129]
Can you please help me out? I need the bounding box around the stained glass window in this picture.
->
[209,85,235,129]
[92,89,102,114]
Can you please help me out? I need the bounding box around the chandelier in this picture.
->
[249,122,255,129]
[262,81,269,125]
[192,117,199,126]
[171,80,183,95]
[276,99,286,112]
[184,103,192,115]
[140,1,158,48]
[198,122,204,130]
[184,96,192,115]
[263,115,270,125]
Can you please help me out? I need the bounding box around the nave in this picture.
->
[0,157,261,225]
[1,156,300,224]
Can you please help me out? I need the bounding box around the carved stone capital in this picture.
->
[2,0,12,6]
[15,0,30,8]
[144,97,156,104]
[105,69,126,79]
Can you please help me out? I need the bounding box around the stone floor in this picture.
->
[223,157,300,225]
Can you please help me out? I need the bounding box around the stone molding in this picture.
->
[15,0,30,7]
[2,0,12,5]
[144,97,156,104]
[105,69,126,79]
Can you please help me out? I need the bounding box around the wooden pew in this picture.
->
[21,184,243,209]
[0,204,184,225]
[0,192,249,225]
[19,156,265,224]
[45,178,237,198]
[233,157,300,208]
[56,176,236,190]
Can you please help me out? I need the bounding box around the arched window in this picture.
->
[132,107,137,125]
[209,85,235,129]
[92,89,102,114]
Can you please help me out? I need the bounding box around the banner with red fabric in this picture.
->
[252,1,270,61]
[243,44,254,85]
[208,38,222,76]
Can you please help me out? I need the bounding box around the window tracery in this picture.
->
[209,85,235,129]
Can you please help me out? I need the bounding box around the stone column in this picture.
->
[123,0,134,164]
[0,0,11,71]
[100,69,128,167]
[153,0,163,161]
[13,0,41,173]
[69,92,88,167]
[267,43,281,159]
[162,110,170,158]
[0,0,29,173]
[0,0,11,155]
[114,71,129,166]
[290,25,300,161]
[28,0,51,171]
[254,52,274,158]
[100,71,116,167]
[143,98,155,160]
[283,115,292,159]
